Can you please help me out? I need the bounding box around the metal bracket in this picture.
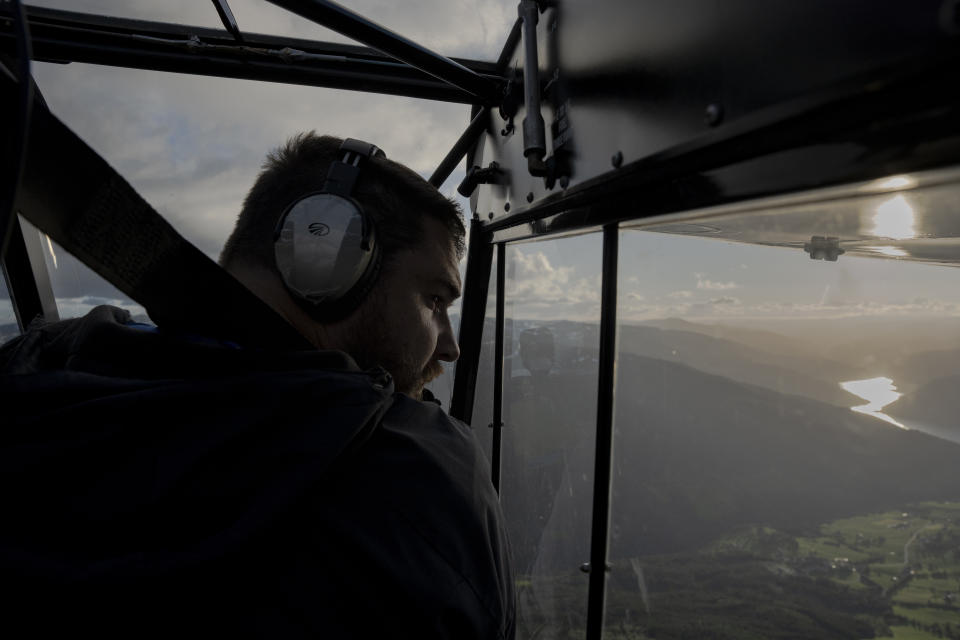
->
[458,161,507,197]
[804,236,845,261]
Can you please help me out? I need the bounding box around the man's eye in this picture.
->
[430,295,443,311]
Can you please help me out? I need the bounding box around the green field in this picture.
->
[521,501,960,639]
[876,625,942,639]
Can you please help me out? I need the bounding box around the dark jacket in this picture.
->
[0,306,515,639]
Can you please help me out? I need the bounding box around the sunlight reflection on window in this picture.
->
[870,195,916,240]
[874,175,916,190]
[862,246,908,257]
[45,234,59,269]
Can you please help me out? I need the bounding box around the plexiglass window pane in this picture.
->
[18,219,146,322]
[605,217,960,639]
[0,271,18,345]
[500,233,602,639]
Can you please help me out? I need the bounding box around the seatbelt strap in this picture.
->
[8,77,313,351]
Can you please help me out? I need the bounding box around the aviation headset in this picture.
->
[274,138,385,321]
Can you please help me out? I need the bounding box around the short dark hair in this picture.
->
[219,132,466,274]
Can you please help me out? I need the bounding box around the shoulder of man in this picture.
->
[275,393,516,640]
[0,304,515,639]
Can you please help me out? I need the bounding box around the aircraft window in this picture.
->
[499,233,602,638]
[603,225,960,639]
[0,270,16,345]
[30,57,471,284]
[18,219,146,322]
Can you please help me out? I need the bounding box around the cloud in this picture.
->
[53,297,147,321]
[33,61,472,257]
[80,296,117,307]
[749,299,960,318]
[505,249,600,320]
[668,290,693,299]
[708,296,740,306]
[695,273,740,290]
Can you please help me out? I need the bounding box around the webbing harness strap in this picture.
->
[10,81,312,351]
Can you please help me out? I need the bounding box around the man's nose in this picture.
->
[436,319,460,362]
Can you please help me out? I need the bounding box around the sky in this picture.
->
[1,0,515,326]
[501,228,960,326]
[4,0,960,343]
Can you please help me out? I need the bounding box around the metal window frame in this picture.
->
[490,242,506,494]
[0,4,504,103]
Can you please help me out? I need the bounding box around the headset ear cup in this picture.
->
[323,226,381,321]
[274,193,379,320]
[273,137,385,323]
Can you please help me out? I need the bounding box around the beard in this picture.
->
[340,300,444,399]
[370,352,444,399]
[386,356,444,399]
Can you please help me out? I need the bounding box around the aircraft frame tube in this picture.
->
[265,0,502,105]
[429,106,491,188]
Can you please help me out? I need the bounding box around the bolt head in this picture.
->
[705,103,724,127]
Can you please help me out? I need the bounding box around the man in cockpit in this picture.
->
[0,133,515,639]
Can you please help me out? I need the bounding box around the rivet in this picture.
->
[526,192,535,203]
[705,103,724,127]
[488,211,495,220]
[504,202,511,212]
[559,176,570,189]
[611,151,623,168]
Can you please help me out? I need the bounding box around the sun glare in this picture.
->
[870,195,916,240]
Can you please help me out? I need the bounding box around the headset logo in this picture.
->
[308,222,330,236]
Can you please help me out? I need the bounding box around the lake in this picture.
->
[839,377,906,428]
